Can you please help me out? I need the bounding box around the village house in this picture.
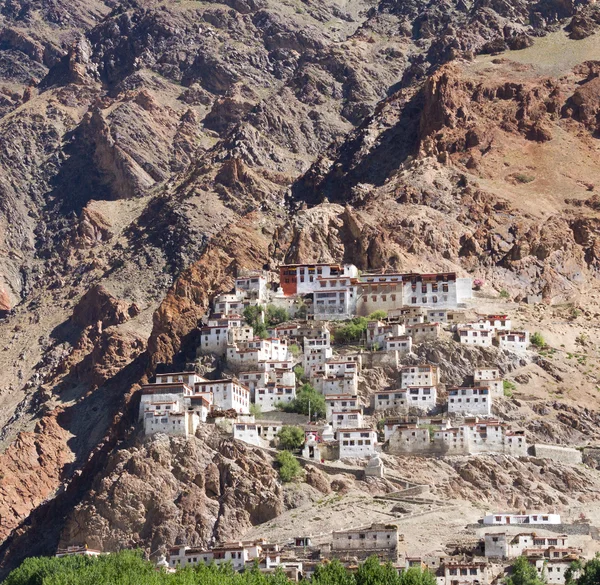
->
[232,421,283,447]
[279,263,359,297]
[497,331,530,352]
[313,372,359,396]
[448,387,492,416]
[458,327,494,347]
[484,533,571,559]
[474,368,503,397]
[303,346,334,373]
[401,365,439,388]
[331,523,399,561]
[326,395,361,419]
[338,428,378,459]
[483,513,561,526]
[481,314,512,331]
[366,320,406,349]
[313,276,359,320]
[168,540,280,572]
[374,389,407,412]
[426,309,452,323]
[441,559,488,585]
[198,317,253,356]
[238,371,267,394]
[227,337,289,369]
[405,322,441,343]
[388,419,527,457]
[383,336,413,354]
[255,384,296,411]
[155,372,204,385]
[358,281,404,316]
[531,556,580,585]
[331,410,364,430]
[382,417,448,442]
[194,379,250,414]
[235,273,268,302]
[405,386,437,411]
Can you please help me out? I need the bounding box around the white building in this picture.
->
[483,314,512,331]
[374,389,407,411]
[255,384,296,411]
[313,277,359,320]
[331,410,363,430]
[199,320,254,356]
[401,365,439,388]
[235,273,268,302]
[233,421,283,447]
[303,346,333,373]
[483,513,561,526]
[448,387,492,416]
[532,556,581,585]
[194,379,250,414]
[383,336,413,354]
[497,331,530,352]
[56,546,103,558]
[155,372,204,385]
[313,372,358,396]
[366,321,405,349]
[442,560,488,585]
[405,322,441,343]
[279,263,359,296]
[474,368,503,397]
[458,327,494,347]
[338,428,378,459]
[331,524,399,559]
[325,395,361,419]
[484,532,571,559]
[406,386,437,411]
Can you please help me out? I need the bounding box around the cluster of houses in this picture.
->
[154,512,582,584]
[138,263,539,465]
[55,510,585,585]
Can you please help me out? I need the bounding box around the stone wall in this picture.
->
[532,444,582,465]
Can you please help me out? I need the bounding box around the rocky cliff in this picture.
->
[0,0,600,577]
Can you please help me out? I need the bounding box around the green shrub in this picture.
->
[530,332,545,348]
[293,365,305,381]
[368,310,387,321]
[277,426,305,450]
[503,379,516,397]
[288,343,301,357]
[280,383,326,419]
[513,173,535,184]
[333,317,368,344]
[499,289,510,299]
[265,305,289,327]
[276,451,302,482]
[249,403,262,418]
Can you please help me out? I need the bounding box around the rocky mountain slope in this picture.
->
[1,0,600,577]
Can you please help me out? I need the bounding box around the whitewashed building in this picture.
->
[331,410,363,430]
[194,379,250,414]
[383,336,413,354]
[338,428,378,459]
[448,387,492,415]
[325,395,361,419]
[331,523,399,560]
[483,513,561,525]
[233,421,283,447]
[484,532,571,559]
[406,386,437,411]
[458,327,494,347]
[374,389,407,411]
[255,384,296,411]
[405,322,441,343]
[497,331,530,352]
[401,365,439,388]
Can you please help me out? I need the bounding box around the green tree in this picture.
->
[333,317,368,344]
[368,310,387,321]
[293,365,305,381]
[355,556,401,585]
[243,305,264,328]
[276,450,302,482]
[530,332,545,349]
[249,403,262,418]
[281,383,326,419]
[400,567,438,585]
[311,559,356,585]
[277,426,305,450]
[265,305,289,327]
[565,559,583,585]
[505,556,545,585]
[288,344,301,357]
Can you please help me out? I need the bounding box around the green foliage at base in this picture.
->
[530,332,545,349]
[333,317,368,344]
[276,450,302,482]
[503,380,516,398]
[280,383,326,419]
[5,551,438,585]
[367,310,387,321]
[505,556,545,585]
[277,426,305,450]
